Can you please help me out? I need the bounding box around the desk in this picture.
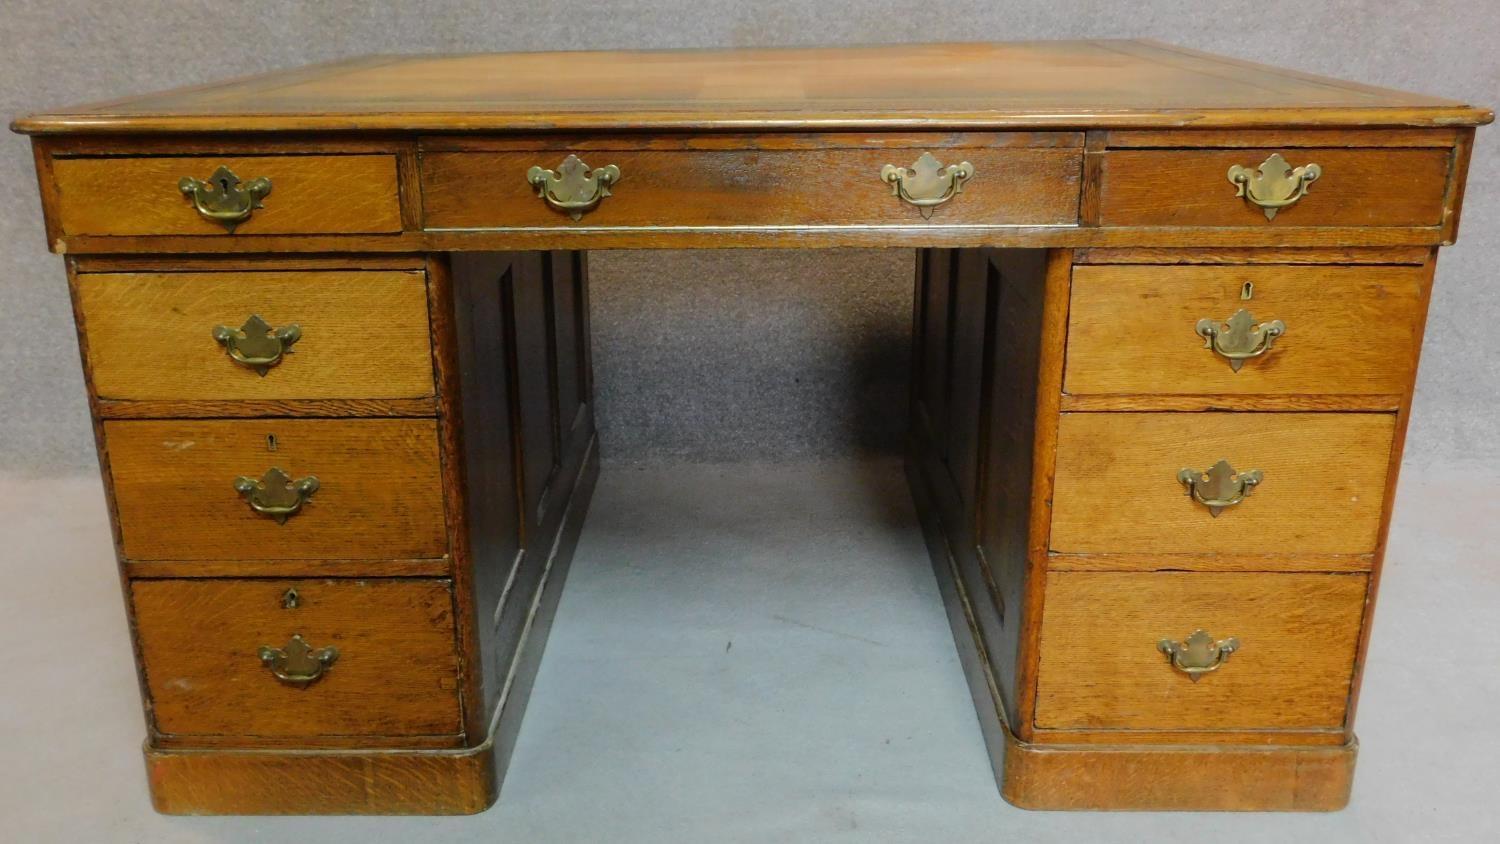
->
[12,41,1491,814]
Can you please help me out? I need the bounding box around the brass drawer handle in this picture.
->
[1226,153,1321,220]
[526,155,620,221]
[880,152,974,218]
[178,165,272,233]
[1177,459,1262,517]
[258,634,338,686]
[234,467,319,524]
[1195,308,1285,372]
[213,315,301,376]
[1158,629,1239,682]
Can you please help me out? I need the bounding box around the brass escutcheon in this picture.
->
[1178,459,1262,517]
[1195,308,1285,372]
[213,315,301,376]
[1226,153,1321,220]
[178,165,272,233]
[233,467,319,524]
[258,633,338,686]
[880,152,974,218]
[1158,629,1239,682]
[526,155,621,221]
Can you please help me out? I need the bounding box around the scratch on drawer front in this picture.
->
[161,440,196,450]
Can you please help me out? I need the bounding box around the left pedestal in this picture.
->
[62,250,597,814]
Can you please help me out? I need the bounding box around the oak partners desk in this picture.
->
[13,41,1492,815]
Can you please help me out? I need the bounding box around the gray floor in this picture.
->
[1,459,1496,842]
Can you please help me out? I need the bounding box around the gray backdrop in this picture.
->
[3,1,1496,473]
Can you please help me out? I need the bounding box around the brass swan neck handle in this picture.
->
[526,155,621,221]
[213,315,301,375]
[1158,629,1239,682]
[234,467,319,524]
[880,152,974,218]
[1195,308,1285,372]
[179,165,272,232]
[1226,153,1320,220]
[1178,459,1262,517]
[259,634,339,686]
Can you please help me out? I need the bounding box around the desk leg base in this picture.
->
[998,732,1356,812]
[143,743,498,815]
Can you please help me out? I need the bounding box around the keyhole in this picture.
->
[218,176,233,194]
[267,434,278,452]
[1241,281,1254,300]
[281,588,299,609]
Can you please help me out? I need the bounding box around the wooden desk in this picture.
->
[12,40,1491,814]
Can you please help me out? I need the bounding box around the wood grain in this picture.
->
[1001,732,1355,811]
[78,271,434,401]
[1050,413,1396,555]
[1075,246,1432,264]
[422,146,1080,229]
[1064,264,1426,397]
[146,743,495,815]
[132,578,462,741]
[52,155,402,236]
[13,41,1489,134]
[1033,571,1367,731]
[42,224,1455,257]
[1104,128,1459,148]
[1099,148,1450,227]
[105,418,448,561]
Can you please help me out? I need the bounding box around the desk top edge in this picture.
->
[12,40,1494,135]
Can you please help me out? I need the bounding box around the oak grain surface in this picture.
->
[1099,148,1451,228]
[1064,264,1425,397]
[105,418,448,561]
[78,270,434,401]
[1033,571,1367,731]
[52,155,401,236]
[13,41,1491,133]
[132,578,463,740]
[146,744,495,815]
[1050,412,1395,555]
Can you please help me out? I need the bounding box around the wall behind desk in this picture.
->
[3,1,1496,471]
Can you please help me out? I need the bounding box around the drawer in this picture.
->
[132,578,462,741]
[51,155,403,236]
[421,137,1081,228]
[78,270,435,402]
[105,419,448,561]
[1033,571,1367,731]
[1098,148,1450,227]
[1050,413,1395,555]
[1064,264,1426,397]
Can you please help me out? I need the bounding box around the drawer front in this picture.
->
[1064,264,1425,397]
[106,419,448,561]
[132,578,462,740]
[1034,571,1367,731]
[52,155,402,236]
[422,143,1081,228]
[1050,413,1395,555]
[79,271,435,401]
[1098,148,1449,228]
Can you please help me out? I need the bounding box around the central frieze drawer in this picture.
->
[78,270,435,402]
[1050,412,1395,555]
[420,134,1082,228]
[104,419,448,561]
[132,578,463,742]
